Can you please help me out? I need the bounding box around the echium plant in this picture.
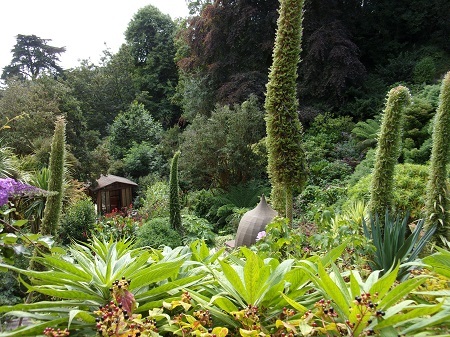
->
[169,151,182,231]
[426,71,450,242]
[265,0,307,222]
[40,116,66,237]
[369,86,411,217]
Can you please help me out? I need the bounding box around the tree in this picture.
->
[121,142,164,179]
[108,102,163,160]
[125,5,181,127]
[264,0,307,222]
[186,0,212,15]
[1,34,65,80]
[369,86,411,217]
[0,78,62,155]
[65,47,136,137]
[177,0,278,107]
[299,20,366,104]
[179,96,266,189]
[426,71,450,242]
[169,151,182,231]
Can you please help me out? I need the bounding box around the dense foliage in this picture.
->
[0,0,449,334]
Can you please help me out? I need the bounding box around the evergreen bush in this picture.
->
[58,198,96,245]
[348,163,429,219]
[136,217,182,248]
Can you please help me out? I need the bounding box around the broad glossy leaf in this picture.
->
[0,317,68,337]
[0,301,87,314]
[68,309,96,328]
[29,287,103,302]
[378,276,427,309]
[218,260,246,303]
[400,305,450,334]
[369,264,398,298]
[316,262,350,316]
[375,302,442,329]
[279,292,308,314]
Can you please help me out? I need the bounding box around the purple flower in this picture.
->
[0,178,47,206]
[256,231,267,241]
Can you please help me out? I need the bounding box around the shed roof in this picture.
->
[91,175,137,191]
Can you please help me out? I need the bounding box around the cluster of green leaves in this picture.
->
[0,209,56,265]
[136,217,183,249]
[1,239,448,336]
[347,163,430,219]
[179,96,266,190]
[0,237,197,336]
[188,181,269,233]
[58,198,97,245]
[93,213,141,242]
[362,212,436,281]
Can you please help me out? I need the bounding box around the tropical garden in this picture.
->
[1,0,450,335]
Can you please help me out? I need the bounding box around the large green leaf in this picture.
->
[0,317,68,337]
[378,276,428,309]
[374,302,442,329]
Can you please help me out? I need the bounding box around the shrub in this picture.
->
[139,181,170,219]
[58,197,96,245]
[189,189,219,222]
[136,217,182,248]
[122,142,164,179]
[347,163,429,219]
[93,213,141,242]
[413,56,436,84]
[181,214,215,245]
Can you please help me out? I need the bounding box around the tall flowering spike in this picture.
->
[169,151,182,231]
[265,0,307,222]
[40,116,66,236]
[369,86,411,217]
[426,71,450,241]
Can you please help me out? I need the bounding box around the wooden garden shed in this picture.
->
[89,175,137,215]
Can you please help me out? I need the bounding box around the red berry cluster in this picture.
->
[194,309,213,328]
[94,300,158,337]
[43,327,70,336]
[181,291,192,304]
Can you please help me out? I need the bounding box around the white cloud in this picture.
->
[0,0,189,71]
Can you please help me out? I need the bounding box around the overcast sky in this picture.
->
[0,0,189,72]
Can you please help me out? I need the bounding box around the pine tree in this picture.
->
[169,151,182,231]
[265,0,307,222]
[369,86,411,216]
[425,71,450,242]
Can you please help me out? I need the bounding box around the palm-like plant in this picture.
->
[351,118,380,150]
[0,142,23,180]
[0,237,200,336]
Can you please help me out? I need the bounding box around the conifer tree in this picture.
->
[265,0,307,222]
[369,86,411,216]
[40,116,66,236]
[426,71,450,241]
[169,151,182,231]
